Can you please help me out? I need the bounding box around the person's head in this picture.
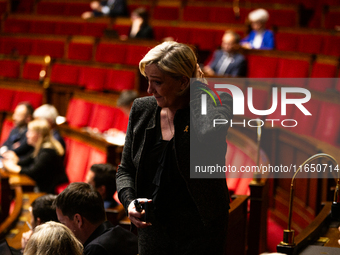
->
[131,7,149,25]
[23,221,83,255]
[117,90,139,115]
[30,194,58,229]
[27,119,64,157]
[12,102,33,128]
[86,164,117,201]
[221,30,241,53]
[139,41,197,109]
[248,8,269,31]
[54,182,106,244]
[33,104,59,127]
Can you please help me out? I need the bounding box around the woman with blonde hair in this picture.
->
[116,41,233,254]
[23,221,83,255]
[3,119,68,194]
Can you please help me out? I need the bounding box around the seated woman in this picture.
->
[241,8,274,50]
[120,7,154,40]
[3,119,68,194]
[23,221,83,255]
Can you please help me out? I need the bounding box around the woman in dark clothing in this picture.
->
[120,7,154,40]
[116,41,233,255]
[3,119,68,194]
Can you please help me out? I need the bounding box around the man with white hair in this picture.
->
[241,8,274,50]
[33,104,65,150]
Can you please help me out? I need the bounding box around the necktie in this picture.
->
[217,54,233,75]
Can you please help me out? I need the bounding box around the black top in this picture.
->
[19,148,68,194]
[131,24,154,40]
[83,221,138,255]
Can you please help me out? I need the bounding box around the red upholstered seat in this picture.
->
[291,99,320,137]
[29,20,56,34]
[50,64,81,86]
[152,6,179,21]
[22,63,43,80]
[189,28,217,51]
[83,23,107,37]
[276,58,310,79]
[65,98,93,128]
[247,55,279,78]
[67,42,93,61]
[112,109,129,132]
[65,139,91,182]
[163,27,191,44]
[86,148,107,175]
[1,37,33,55]
[0,89,14,112]
[0,60,21,78]
[31,40,64,58]
[88,104,116,132]
[209,7,248,24]
[0,119,14,145]
[79,66,108,91]
[64,2,91,16]
[267,9,297,27]
[95,43,127,64]
[15,0,34,13]
[112,24,130,37]
[308,62,337,92]
[324,11,340,29]
[36,2,65,15]
[125,45,150,66]
[275,33,298,52]
[0,1,7,15]
[226,146,248,193]
[55,22,83,36]
[153,26,167,41]
[106,69,136,91]
[11,91,43,110]
[321,35,340,57]
[297,34,324,54]
[183,6,210,22]
[3,18,31,33]
[313,102,340,146]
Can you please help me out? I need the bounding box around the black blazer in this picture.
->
[208,50,247,77]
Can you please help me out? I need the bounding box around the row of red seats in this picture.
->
[275,32,340,56]
[66,98,129,133]
[36,1,91,16]
[50,63,137,92]
[0,37,65,58]
[0,87,43,113]
[3,17,108,37]
[247,54,340,92]
[234,86,340,147]
[0,57,137,92]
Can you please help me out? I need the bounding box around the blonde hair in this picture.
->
[28,119,64,157]
[139,41,198,93]
[23,221,83,255]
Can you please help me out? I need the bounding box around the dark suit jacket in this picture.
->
[83,221,138,255]
[208,50,247,77]
[1,126,33,159]
[97,0,128,17]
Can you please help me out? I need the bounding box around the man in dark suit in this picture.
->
[54,183,138,255]
[0,102,34,159]
[203,30,247,77]
[82,0,128,19]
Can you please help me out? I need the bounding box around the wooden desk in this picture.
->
[0,169,36,187]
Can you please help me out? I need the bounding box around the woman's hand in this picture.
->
[128,199,152,228]
[3,159,21,173]
[2,150,19,163]
[21,230,33,250]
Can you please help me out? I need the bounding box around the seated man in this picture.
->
[9,194,58,254]
[0,102,34,159]
[203,30,247,77]
[82,0,128,19]
[86,163,118,209]
[54,183,138,255]
[33,104,66,150]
